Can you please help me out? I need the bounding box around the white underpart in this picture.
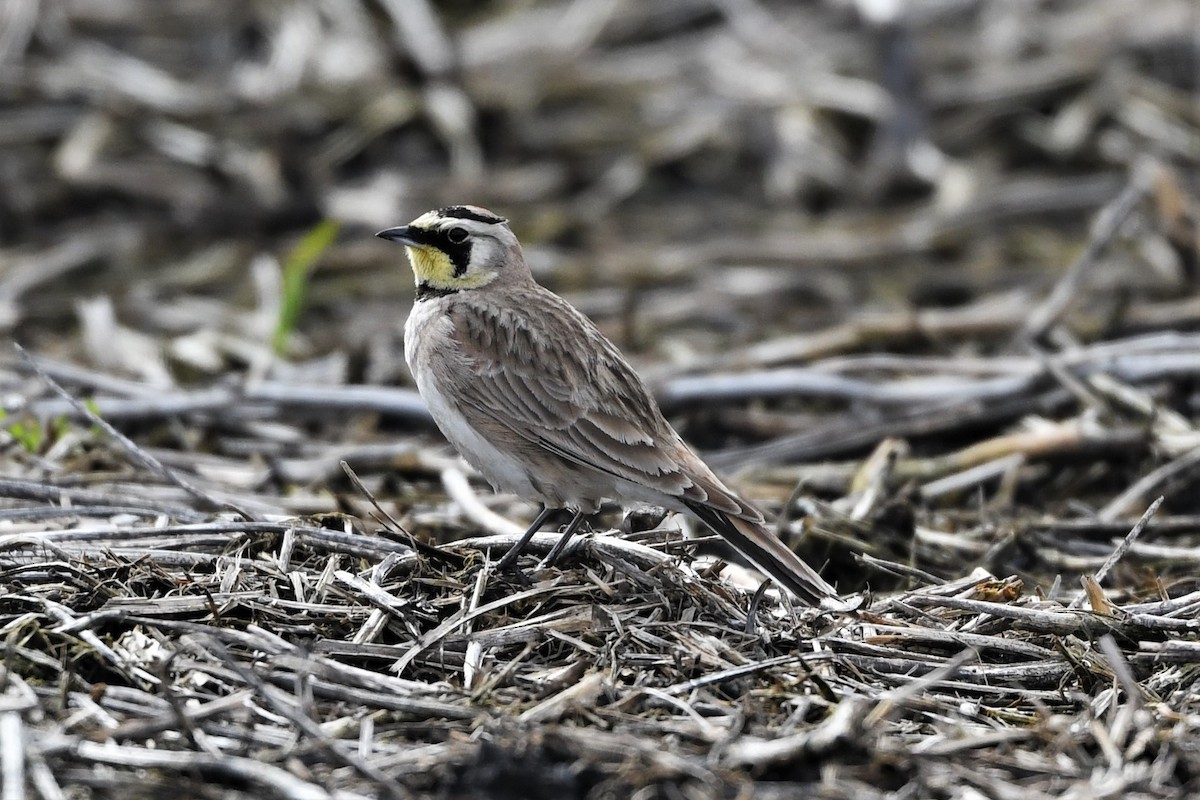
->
[418,369,682,512]
[405,296,692,513]
[405,301,538,502]
[414,368,541,499]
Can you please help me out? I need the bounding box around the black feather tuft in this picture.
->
[438,206,507,225]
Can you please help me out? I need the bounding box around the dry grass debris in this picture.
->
[2,1,1199,797]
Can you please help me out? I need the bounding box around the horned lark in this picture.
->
[378,206,838,606]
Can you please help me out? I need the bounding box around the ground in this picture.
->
[1,1,1200,798]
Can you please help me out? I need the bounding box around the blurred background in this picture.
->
[5,5,1200,793]
[3,0,1196,390]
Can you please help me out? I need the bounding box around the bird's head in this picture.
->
[377,205,525,295]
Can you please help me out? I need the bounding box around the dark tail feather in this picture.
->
[684,500,837,606]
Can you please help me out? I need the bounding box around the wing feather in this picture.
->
[441,288,763,522]
[426,287,839,604]
[446,292,695,494]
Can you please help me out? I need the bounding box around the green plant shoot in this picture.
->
[273,219,341,354]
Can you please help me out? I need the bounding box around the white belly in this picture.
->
[406,301,539,499]
[416,374,540,499]
[403,298,676,513]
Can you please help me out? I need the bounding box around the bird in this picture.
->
[377,205,839,606]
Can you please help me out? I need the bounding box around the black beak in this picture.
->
[376,225,421,246]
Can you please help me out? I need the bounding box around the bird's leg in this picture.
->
[496,505,555,570]
[537,510,588,569]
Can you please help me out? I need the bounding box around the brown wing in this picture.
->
[440,287,840,605]
[442,287,751,517]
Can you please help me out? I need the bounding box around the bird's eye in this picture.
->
[447,227,468,244]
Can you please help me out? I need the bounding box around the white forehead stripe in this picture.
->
[410,210,442,229]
